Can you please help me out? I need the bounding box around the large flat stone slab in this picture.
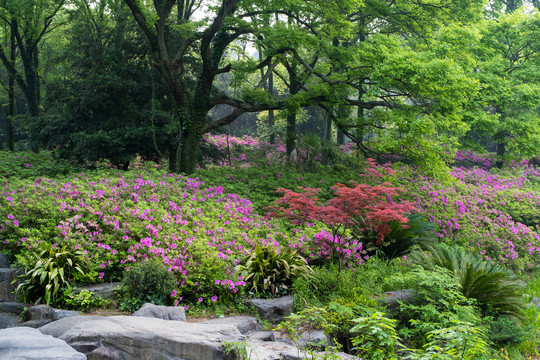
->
[39,315,243,360]
[0,326,86,359]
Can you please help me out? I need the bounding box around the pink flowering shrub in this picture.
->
[392,162,540,270]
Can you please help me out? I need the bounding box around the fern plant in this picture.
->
[412,245,526,320]
[235,244,314,297]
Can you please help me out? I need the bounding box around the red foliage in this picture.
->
[268,181,416,244]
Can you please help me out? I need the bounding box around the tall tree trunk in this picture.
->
[7,21,16,151]
[176,125,202,174]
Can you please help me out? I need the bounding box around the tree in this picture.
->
[33,0,173,168]
[471,10,540,165]
[0,0,65,119]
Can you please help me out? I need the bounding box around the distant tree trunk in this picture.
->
[286,73,299,156]
[323,107,332,143]
[268,70,275,144]
[7,21,16,151]
[496,141,505,169]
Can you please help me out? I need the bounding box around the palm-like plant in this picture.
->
[235,244,314,297]
[412,245,526,320]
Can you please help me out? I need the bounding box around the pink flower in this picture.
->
[7,214,14,219]
[13,220,18,227]
[171,290,177,297]
[211,296,217,302]
[198,297,203,303]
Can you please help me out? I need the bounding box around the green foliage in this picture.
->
[387,266,482,348]
[118,258,177,312]
[293,257,402,310]
[413,245,527,319]
[60,288,105,311]
[222,341,248,360]
[15,242,87,305]
[359,213,436,259]
[195,163,361,214]
[488,316,527,348]
[235,244,313,297]
[350,312,402,360]
[0,151,76,179]
[406,320,492,360]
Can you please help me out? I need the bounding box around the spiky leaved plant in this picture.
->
[412,245,526,320]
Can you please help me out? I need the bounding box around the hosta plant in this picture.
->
[15,242,87,305]
[235,244,313,297]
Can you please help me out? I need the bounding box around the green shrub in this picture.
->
[118,258,177,312]
[235,244,313,297]
[387,266,482,348]
[293,257,402,310]
[60,288,105,311]
[15,242,87,305]
[350,312,402,360]
[358,213,436,259]
[488,316,527,348]
[413,245,527,319]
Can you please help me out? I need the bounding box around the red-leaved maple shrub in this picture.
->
[268,181,416,269]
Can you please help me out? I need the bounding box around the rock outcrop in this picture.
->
[0,327,86,360]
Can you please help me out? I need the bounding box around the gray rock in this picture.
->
[38,316,102,338]
[0,326,86,359]
[202,316,262,334]
[248,331,276,342]
[0,312,21,329]
[0,252,9,268]
[132,302,186,321]
[246,339,310,360]
[379,289,416,310]
[29,304,52,320]
[0,301,26,314]
[297,330,329,350]
[75,283,120,300]
[247,295,294,323]
[51,308,80,321]
[0,268,18,302]
[20,318,52,328]
[39,315,243,360]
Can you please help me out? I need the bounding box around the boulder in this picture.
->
[132,302,186,321]
[75,283,120,300]
[29,304,79,321]
[379,289,416,310]
[0,312,21,329]
[248,331,276,342]
[202,316,262,334]
[247,295,294,323]
[0,301,26,314]
[39,315,243,360]
[38,316,102,338]
[0,326,86,359]
[20,318,53,328]
[296,330,329,350]
[0,252,9,268]
[0,268,18,302]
